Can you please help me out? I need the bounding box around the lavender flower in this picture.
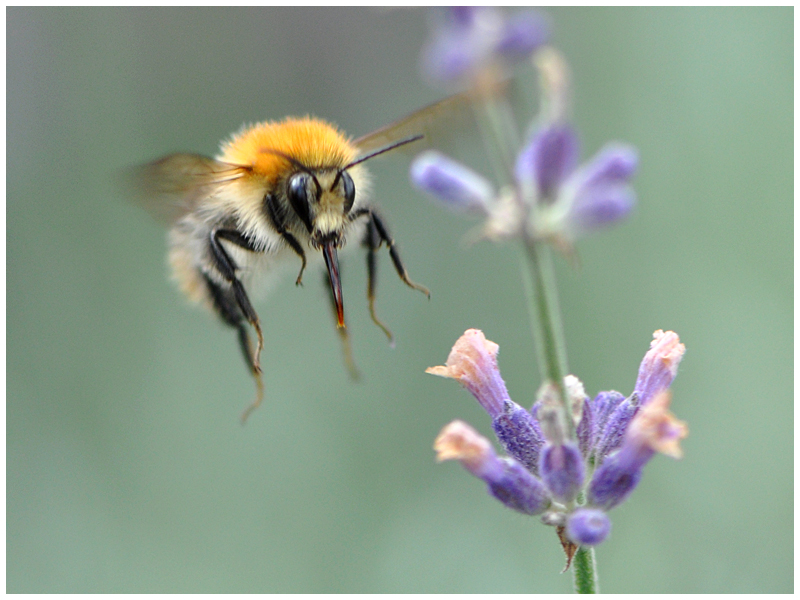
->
[515,125,639,241]
[421,7,549,88]
[410,48,638,251]
[587,391,688,510]
[426,328,544,474]
[410,150,494,213]
[435,420,551,515]
[415,10,684,588]
[429,329,688,548]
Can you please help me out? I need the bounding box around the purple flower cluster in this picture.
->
[420,7,550,89]
[411,124,638,247]
[431,329,687,547]
[411,8,638,248]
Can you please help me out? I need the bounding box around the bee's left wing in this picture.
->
[124,153,249,224]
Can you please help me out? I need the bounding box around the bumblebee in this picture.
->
[130,103,450,421]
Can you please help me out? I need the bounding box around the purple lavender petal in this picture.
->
[540,442,585,503]
[566,508,611,546]
[515,124,580,201]
[487,457,552,516]
[571,143,638,191]
[587,444,648,511]
[434,419,551,516]
[495,10,550,63]
[420,33,482,83]
[492,399,545,475]
[410,151,494,213]
[567,183,635,233]
[426,329,508,418]
[445,6,487,28]
[420,7,500,85]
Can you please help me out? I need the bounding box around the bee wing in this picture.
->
[353,82,511,158]
[124,153,248,224]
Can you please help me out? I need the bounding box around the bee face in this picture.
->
[283,168,358,246]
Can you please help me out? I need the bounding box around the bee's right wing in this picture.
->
[352,80,513,159]
[124,153,249,224]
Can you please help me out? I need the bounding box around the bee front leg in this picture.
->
[264,193,308,286]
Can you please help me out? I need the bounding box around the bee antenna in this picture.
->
[332,134,424,190]
[345,134,424,171]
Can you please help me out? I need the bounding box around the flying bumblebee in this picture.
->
[129,95,469,422]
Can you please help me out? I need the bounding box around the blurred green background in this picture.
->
[7,7,792,593]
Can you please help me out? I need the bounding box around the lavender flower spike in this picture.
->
[435,420,551,516]
[426,329,509,418]
[566,508,611,546]
[588,392,688,510]
[634,330,686,405]
[410,151,494,213]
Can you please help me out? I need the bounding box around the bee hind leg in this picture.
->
[359,210,430,347]
[363,216,395,346]
[203,274,265,424]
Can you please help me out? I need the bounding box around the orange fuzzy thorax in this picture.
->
[217,117,358,182]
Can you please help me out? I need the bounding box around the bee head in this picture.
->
[261,133,423,328]
[285,168,356,245]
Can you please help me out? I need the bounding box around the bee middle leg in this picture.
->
[359,209,430,346]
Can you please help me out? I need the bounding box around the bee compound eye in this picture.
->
[287,173,312,230]
[341,171,356,214]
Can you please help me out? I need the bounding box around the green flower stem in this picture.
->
[519,235,574,440]
[573,547,599,593]
[472,72,596,593]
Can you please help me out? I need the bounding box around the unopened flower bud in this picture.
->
[634,330,685,405]
[411,151,494,212]
[492,399,544,475]
[515,124,579,202]
[594,392,639,462]
[566,508,611,546]
[540,442,585,503]
[575,396,594,459]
